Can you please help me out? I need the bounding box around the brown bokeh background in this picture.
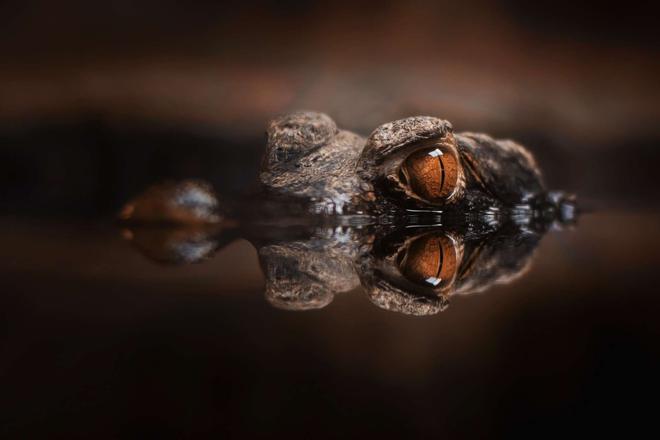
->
[2,0,658,139]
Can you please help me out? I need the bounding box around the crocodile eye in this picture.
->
[400,148,459,202]
[398,234,457,288]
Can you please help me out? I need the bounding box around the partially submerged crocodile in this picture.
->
[120,111,575,224]
[119,111,576,315]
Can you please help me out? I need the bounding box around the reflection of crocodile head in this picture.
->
[122,215,560,316]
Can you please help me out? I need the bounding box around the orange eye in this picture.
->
[398,234,458,288]
[400,148,459,202]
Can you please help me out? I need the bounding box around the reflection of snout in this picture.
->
[122,225,223,264]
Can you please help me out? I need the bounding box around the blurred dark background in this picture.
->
[1,1,660,438]
[1,0,659,216]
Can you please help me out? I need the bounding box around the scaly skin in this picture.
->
[118,111,577,315]
[121,110,575,225]
[259,111,574,225]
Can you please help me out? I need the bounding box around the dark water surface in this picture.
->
[2,1,660,436]
[1,211,659,437]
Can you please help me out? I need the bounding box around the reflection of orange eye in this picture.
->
[400,148,459,202]
[398,234,457,288]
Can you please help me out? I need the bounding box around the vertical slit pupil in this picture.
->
[402,148,447,201]
[399,235,443,286]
